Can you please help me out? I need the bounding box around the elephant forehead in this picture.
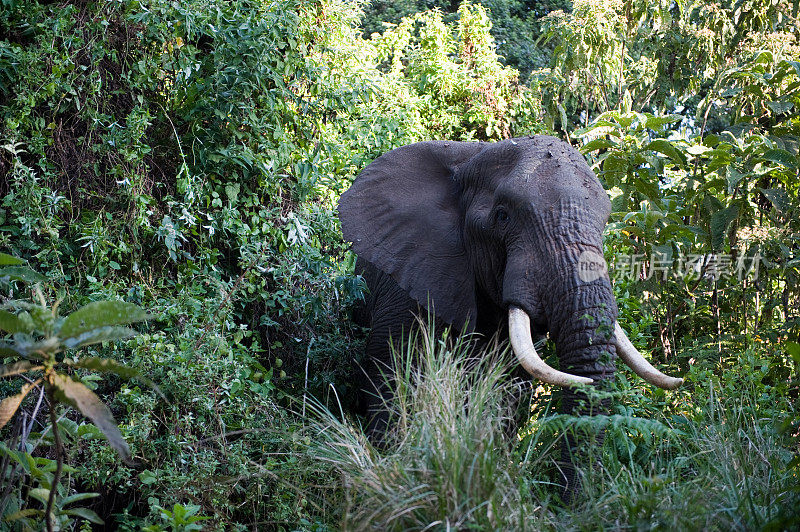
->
[495,163,607,208]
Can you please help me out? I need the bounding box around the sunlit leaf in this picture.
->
[761,149,797,169]
[4,508,43,521]
[580,139,617,152]
[59,301,150,340]
[0,379,41,429]
[0,253,24,266]
[28,487,50,505]
[50,373,131,460]
[759,188,793,214]
[645,139,686,167]
[686,144,712,156]
[644,114,681,130]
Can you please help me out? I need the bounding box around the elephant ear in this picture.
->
[339,141,485,330]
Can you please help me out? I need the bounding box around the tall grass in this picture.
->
[297,326,799,530]
[301,323,557,530]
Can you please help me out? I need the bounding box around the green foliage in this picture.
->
[364,2,542,140]
[301,324,544,530]
[1,0,798,528]
[0,258,151,530]
[141,503,212,532]
[540,0,800,129]
[1,441,103,530]
[360,0,568,79]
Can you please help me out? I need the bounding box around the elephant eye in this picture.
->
[495,208,509,224]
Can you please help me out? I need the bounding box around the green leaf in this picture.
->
[644,114,681,130]
[59,301,150,340]
[4,508,43,521]
[761,149,797,169]
[69,356,139,378]
[51,373,130,460]
[0,442,34,473]
[686,144,712,156]
[0,310,33,334]
[786,342,800,364]
[759,188,792,214]
[634,175,661,203]
[580,139,617,152]
[0,341,23,356]
[573,120,621,137]
[766,100,794,114]
[710,205,739,250]
[0,360,43,378]
[0,379,41,429]
[62,326,138,349]
[59,492,100,508]
[62,507,104,524]
[28,487,50,505]
[727,167,747,194]
[645,139,686,167]
[139,469,158,485]
[70,356,164,398]
[557,102,568,134]
[0,253,24,266]
[0,266,47,284]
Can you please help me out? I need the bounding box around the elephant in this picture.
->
[337,135,683,492]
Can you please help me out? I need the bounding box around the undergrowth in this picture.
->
[298,325,800,530]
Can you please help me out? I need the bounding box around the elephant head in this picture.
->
[338,136,682,487]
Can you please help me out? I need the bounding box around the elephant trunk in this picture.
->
[549,278,618,498]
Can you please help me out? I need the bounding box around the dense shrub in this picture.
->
[1,0,797,529]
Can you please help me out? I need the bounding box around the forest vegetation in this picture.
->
[1,0,799,529]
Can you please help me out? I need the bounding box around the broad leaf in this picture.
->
[0,379,41,429]
[0,442,34,473]
[62,507,104,524]
[644,114,681,130]
[761,149,798,169]
[59,301,149,340]
[0,266,47,284]
[51,373,131,460]
[645,140,686,167]
[686,144,712,156]
[766,100,794,114]
[0,310,34,334]
[580,139,617,152]
[69,356,164,398]
[0,360,43,378]
[0,253,24,266]
[60,492,101,508]
[62,326,138,349]
[710,205,739,250]
[28,488,50,505]
[4,508,43,521]
[760,188,792,214]
[69,356,140,379]
[0,341,22,356]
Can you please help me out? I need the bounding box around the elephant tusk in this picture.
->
[614,323,684,390]
[508,307,593,387]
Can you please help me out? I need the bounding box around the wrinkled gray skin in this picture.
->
[338,136,617,494]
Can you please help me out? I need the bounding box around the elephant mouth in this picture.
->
[508,306,684,390]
